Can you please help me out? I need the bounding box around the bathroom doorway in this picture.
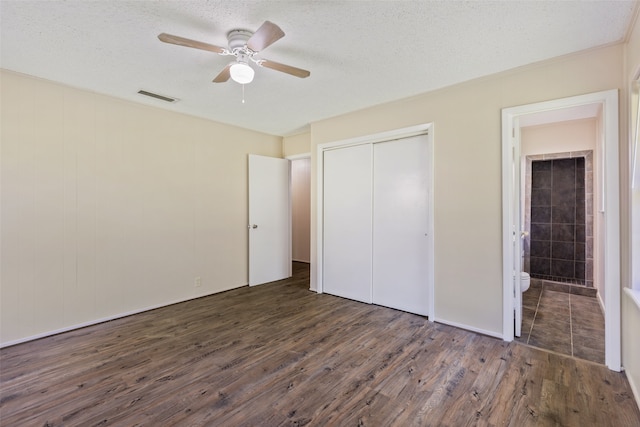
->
[501,90,620,370]
[517,133,603,362]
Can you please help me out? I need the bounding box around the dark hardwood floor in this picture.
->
[1,262,639,426]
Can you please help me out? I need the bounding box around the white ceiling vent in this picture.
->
[137,90,178,103]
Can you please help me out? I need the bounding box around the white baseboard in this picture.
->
[625,288,640,310]
[433,317,503,339]
[598,290,606,314]
[0,283,246,348]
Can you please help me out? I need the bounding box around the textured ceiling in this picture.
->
[1,1,637,136]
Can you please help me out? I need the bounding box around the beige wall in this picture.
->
[0,70,282,345]
[623,9,640,409]
[283,132,311,157]
[310,45,624,335]
[521,119,597,156]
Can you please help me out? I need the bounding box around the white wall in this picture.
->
[291,158,311,263]
[0,70,282,346]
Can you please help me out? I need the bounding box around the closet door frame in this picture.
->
[316,123,435,319]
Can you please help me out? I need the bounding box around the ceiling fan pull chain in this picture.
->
[242,84,245,104]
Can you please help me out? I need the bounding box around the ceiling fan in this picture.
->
[158,21,310,85]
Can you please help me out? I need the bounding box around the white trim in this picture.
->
[0,284,245,348]
[316,123,435,319]
[598,291,606,316]
[427,126,436,320]
[501,89,621,371]
[369,143,374,305]
[630,76,640,296]
[434,318,503,339]
[624,287,640,311]
[319,124,431,151]
[513,121,522,337]
[501,111,515,344]
[633,79,640,190]
[285,153,311,161]
[316,144,325,294]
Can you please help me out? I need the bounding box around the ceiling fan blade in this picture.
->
[158,33,226,54]
[212,64,232,83]
[259,59,310,78]
[246,21,285,52]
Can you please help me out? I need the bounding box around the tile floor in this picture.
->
[516,279,605,364]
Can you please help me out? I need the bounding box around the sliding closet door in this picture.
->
[323,144,372,303]
[372,135,430,315]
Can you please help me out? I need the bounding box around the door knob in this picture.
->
[248,224,258,229]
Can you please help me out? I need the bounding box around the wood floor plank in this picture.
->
[1,263,639,426]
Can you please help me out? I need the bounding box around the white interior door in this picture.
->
[513,123,523,337]
[248,154,291,286]
[372,135,430,315]
[323,144,373,303]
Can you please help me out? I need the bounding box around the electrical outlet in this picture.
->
[194,276,201,287]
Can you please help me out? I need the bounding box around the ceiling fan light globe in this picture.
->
[230,62,255,84]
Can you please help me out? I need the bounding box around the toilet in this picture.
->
[520,231,530,292]
[520,272,531,292]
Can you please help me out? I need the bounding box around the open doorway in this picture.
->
[502,90,621,371]
[289,155,311,274]
[517,120,603,363]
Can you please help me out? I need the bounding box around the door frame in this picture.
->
[316,123,435,319]
[501,89,621,371]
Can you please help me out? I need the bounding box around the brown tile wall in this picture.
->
[529,157,586,284]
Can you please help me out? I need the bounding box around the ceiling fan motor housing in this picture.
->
[227,29,253,53]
